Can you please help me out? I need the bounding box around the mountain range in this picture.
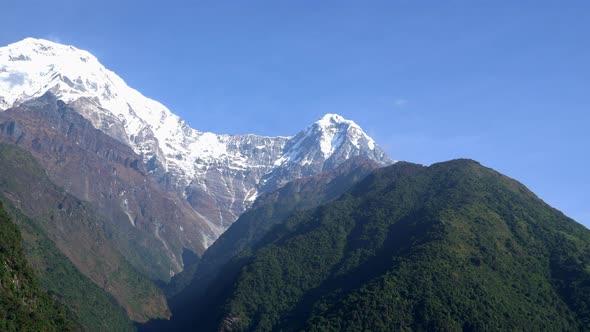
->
[1,37,589,332]
[0,38,391,275]
[0,38,391,328]
[146,159,590,331]
[0,38,391,247]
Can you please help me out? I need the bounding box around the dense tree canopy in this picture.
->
[172,160,590,331]
[0,201,77,331]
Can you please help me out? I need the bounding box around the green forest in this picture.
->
[0,201,77,331]
[187,160,590,331]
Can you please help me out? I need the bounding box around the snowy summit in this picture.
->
[0,38,392,246]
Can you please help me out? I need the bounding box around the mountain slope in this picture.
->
[0,143,168,322]
[166,156,380,304]
[2,198,134,331]
[174,159,590,331]
[0,93,216,279]
[0,201,77,331]
[0,38,392,244]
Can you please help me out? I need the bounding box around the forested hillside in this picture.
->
[167,160,590,331]
[2,200,134,331]
[0,201,77,331]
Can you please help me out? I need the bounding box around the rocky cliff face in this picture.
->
[164,156,383,312]
[0,38,393,265]
[0,93,214,280]
[181,113,391,244]
[0,143,170,322]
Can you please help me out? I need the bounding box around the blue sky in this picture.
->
[2,1,589,226]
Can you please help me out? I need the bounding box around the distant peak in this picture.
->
[297,113,378,159]
[315,113,360,129]
[2,38,91,59]
[319,113,345,122]
[15,37,54,44]
[317,113,346,123]
[8,37,52,49]
[9,37,70,48]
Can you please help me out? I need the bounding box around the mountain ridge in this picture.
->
[163,159,590,331]
[166,156,381,305]
[0,37,392,245]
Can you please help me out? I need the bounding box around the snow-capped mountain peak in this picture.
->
[0,38,105,107]
[272,113,380,167]
[313,113,376,158]
[0,37,187,171]
[316,113,350,127]
[0,38,393,247]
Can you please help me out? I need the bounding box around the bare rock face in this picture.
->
[166,156,383,305]
[0,143,170,322]
[0,93,214,280]
[181,113,388,230]
[0,38,393,275]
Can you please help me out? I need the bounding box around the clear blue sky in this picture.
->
[3,1,589,226]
